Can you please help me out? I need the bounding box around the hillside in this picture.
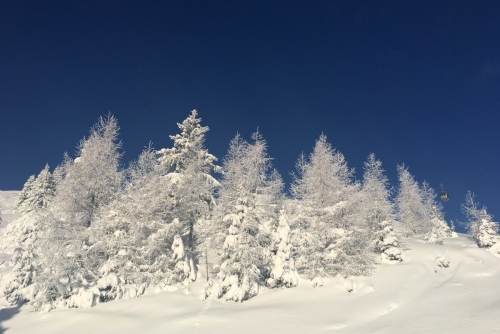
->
[1,190,500,334]
[0,191,20,230]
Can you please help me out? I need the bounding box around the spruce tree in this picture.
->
[157,110,220,260]
[3,165,56,305]
[267,210,298,288]
[206,132,283,301]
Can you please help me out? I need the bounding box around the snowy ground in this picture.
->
[0,191,20,265]
[1,191,500,334]
[0,191,20,231]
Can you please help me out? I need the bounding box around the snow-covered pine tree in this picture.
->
[156,110,221,278]
[421,182,452,245]
[91,145,177,301]
[33,114,124,310]
[26,163,54,204]
[14,175,36,215]
[360,153,402,262]
[207,132,283,301]
[94,110,220,304]
[2,165,56,305]
[266,209,298,288]
[51,114,123,229]
[395,164,426,237]
[2,211,47,306]
[461,191,499,248]
[290,135,371,281]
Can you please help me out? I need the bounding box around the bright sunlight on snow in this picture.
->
[1,190,500,334]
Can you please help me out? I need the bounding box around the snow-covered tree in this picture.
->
[3,165,56,306]
[53,114,123,228]
[14,165,56,215]
[32,114,124,310]
[157,110,219,175]
[461,191,499,248]
[290,135,371,280]
[372,220,403,262]
[90,145,182,300]
[421,182,452,244]
[360,154,402,262]
[395,164,426,236]
[14,175,36,214]
[156,110,220,258]
[266,210,298,288]
[424,215,453,245]
[61,112,219,307]
[2,210,48,306]
[206,132,283,301]
[93,110,222,302]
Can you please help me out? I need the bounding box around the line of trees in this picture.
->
[1,110,497,310]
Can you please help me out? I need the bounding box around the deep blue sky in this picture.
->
[1,1,499,228]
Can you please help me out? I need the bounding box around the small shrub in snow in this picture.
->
[435,256,450,268]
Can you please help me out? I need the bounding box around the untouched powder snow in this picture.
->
[0,191,20,231]
[1,191,500,333]
[0,191,20,262]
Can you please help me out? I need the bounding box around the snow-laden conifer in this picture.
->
[461,191,499,248]
[32,115,124,310]
[91,146,183,300]
[395,164,426,236]
[93,111,221,304]
[290,135,371,280]
[206,132,283,301]
[2,165,56,306]
[2,212,41,305]
[421,182,453,244]
[14,164,56,215]
[14,175,35,215]
[156,110,220,275]
[360,154,402,262]
[267,210,298,288]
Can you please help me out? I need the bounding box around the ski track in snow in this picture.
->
[194,291,212,333]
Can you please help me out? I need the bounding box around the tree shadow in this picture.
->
[0,306,21,334]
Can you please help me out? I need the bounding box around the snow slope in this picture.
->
[0,191,20,230]
[0,191,20,261]
[1,191,500,334]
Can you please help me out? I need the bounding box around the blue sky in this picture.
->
[1,1,499,228]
